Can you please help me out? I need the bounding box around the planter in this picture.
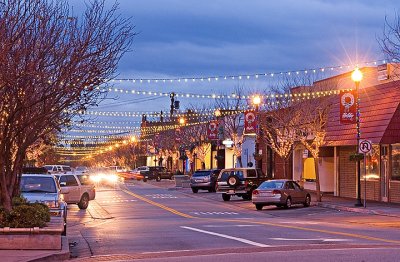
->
[0,217,63,250]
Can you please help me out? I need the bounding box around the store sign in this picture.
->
[207,120,219,140]
[340,90,357,124]
[244,111,257,134]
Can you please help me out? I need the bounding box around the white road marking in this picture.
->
[145,194,178,199]
[100,199,137,203]
[270,237,351,242]
[203,225,261,228]
[192,211,239,215]
[181,226,270,247]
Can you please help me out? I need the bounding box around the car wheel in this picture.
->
[192,188,198,193]
[285,197,292,209]
[222,194,231,201]
[255,204,263,211]
[303,194,311,207]
[78,194,89,209]
[156,175,161,182]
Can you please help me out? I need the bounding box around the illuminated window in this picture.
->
[392,145,400,181]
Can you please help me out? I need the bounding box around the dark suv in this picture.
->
[190,169,221,193]
[139,166,174,181]
[216,168,266,201]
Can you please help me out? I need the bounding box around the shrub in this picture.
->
[0,196,50,228]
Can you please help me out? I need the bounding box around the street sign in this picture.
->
[359,139,372,154]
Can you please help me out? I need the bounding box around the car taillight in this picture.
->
[252,190,259,195]
[272,190,281,195]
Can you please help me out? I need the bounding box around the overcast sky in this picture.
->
[65,0,399,135]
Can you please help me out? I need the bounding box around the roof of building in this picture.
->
[325,80,400,146]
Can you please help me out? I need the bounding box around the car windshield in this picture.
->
[43,166,52,171]
[20,176,57,193]
[258,181,284,189]
[193,171,211,177]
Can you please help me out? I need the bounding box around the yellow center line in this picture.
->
[122,189,400,245]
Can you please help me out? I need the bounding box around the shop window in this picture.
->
[361,145,380,181]
[303,158,316,181]
[392,145,400,181]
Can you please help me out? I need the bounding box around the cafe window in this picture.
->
[392,145,400,181]
[361,145,380,181]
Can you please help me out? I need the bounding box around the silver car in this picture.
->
[252,179,311,210]
[20,174,67,235]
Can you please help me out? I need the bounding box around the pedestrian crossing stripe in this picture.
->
[192,211,239,215]
[145,194,178,199]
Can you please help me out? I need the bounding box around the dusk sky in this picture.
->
[66,0,399,135]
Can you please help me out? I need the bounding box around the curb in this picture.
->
[28,236,70,262]
[316,202,400,218]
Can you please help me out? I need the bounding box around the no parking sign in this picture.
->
[359,140,372,154]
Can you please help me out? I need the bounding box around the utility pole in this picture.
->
[170,92,175,119]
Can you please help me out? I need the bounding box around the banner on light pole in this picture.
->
[340,90,357,124]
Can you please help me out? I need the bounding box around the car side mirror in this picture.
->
[60,187,70,194]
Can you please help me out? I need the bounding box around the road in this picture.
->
[68,180,400,261]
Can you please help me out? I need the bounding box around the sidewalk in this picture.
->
[312,193,400,218]
[0,236,70,262]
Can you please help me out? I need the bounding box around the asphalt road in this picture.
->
[68,180,400,261]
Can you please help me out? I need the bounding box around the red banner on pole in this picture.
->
[207,121,219,140]
[340,90,357,124]
[244,111,257,134]
[175,128,181,142]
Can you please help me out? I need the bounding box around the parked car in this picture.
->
[107,166,127,173]
[216,168,267,201]
[252,179,311,210]
[20,174,68,235]
[55,173,96,209]
[130,166,173,182]
[190,169,221,193]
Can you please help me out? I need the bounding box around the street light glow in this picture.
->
[351,68,363,83]
[179,117,186,125]
[214,109,221,117]
[252,95,261,106]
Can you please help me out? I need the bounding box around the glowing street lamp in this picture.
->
[252,95,262,168]
[352,67,363,207]
[179,117,186,125]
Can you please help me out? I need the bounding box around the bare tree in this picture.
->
[380,12,400,75]
[259,92,302,178]
[215,87,246,167]
[0,0,134,210]
[297,97,331,202]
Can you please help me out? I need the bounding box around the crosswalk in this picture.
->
[145,194,178,199]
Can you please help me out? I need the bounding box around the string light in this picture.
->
[110,59,390,84]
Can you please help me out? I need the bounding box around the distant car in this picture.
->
[107,166,126,173]
[43,165,72,174]
[190,169,221,193]
[55,174,96,209]
[20,174,67,235]
[216,168,267,201]
[130,166,173,182]
[75,166,89,174]
[252,179,311,210]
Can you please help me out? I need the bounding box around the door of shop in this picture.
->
[381,145,389,202]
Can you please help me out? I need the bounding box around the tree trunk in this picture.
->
[283,158,288,178]
[237,156,243,167]
[314,157,322,202]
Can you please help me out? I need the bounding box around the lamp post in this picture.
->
[352,68,363,207]
[252,95,261,169]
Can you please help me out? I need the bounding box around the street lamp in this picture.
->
[179,117,186,125]
[252,95,261,168]
[352,67,363,207]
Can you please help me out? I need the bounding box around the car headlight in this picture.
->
[90,175,102,183]
[106,174,118,182]
[43,200,58,208]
